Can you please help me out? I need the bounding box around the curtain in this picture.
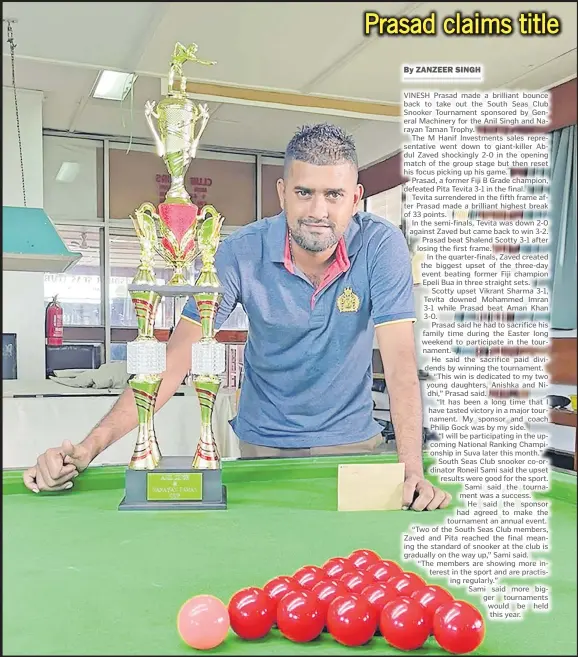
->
[549,125,577,330]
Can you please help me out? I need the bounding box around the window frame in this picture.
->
[43,129,285,362]
[44,130,403,361]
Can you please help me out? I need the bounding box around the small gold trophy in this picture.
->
[119,41,227,511]
[190,206,226,470]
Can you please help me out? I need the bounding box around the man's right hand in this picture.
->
[21,319,202,494]
[23,440,92,493]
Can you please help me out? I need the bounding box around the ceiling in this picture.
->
[2,2,576,168]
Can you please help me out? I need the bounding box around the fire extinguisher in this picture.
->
[45,295,63,346]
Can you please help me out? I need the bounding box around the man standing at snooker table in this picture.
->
[23,123,451,512]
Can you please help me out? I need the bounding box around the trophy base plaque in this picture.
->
[118,456,227,511]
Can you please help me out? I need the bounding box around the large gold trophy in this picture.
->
[119,42,227,511]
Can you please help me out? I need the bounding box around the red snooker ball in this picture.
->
[388,572,426,597]
[293,565,326,590]
[311,580,350,620]
[326,593,378,647]
[228,586,275,640]
[433,600,485,654]
[360,583,399,620]
[322,557,356,580]
[340,570,375,594]
[379,597,430,651]
[348,548,381,571]
[411,585,454,633]
[263,575,301,608]
[276,590,325,643]
[366,559,404,583]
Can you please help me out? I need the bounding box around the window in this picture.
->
[41,133,270,363]
[261,159,284,218]
[44,226,103,326]
[366,185,423,283]
[108,144,257,225]
[110,343,128,362]
[40,133,389,362]
[366,185,403,227]
[43,136,104,222]
[108,228,175,329]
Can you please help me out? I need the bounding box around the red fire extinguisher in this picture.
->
[45,295,63,346]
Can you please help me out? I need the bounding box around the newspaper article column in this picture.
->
[401,64,553,620]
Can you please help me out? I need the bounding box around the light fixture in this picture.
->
[3,206,82,273]
[93,70,137,101]
[55,161,80,183]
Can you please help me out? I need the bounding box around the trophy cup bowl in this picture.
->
[145,98,210,205]
[154,202,200,287]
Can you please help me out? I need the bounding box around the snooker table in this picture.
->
[3,454,576,656]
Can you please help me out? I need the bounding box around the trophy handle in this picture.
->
[200,203,224,228]
[132,202,159,243]
[131,203,159,284]
[188,104,210,160]
[198,204,224,253]
[144,101,165,158]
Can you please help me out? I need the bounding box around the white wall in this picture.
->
[2,87,44,207]
[3,87,47,381]
[2,391,238,469]
[2,273,46,382]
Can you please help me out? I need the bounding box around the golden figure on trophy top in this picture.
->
[168,42,216,94]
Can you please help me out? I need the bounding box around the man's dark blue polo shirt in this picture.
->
[181,211,416,448]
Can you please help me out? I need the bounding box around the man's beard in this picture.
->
[290,219,339,253]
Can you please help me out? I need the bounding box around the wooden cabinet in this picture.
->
[546,337,577,385]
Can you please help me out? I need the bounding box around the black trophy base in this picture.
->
[118,456,227,511]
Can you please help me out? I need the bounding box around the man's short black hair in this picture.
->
[284,122,358,177]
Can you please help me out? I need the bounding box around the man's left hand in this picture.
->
[403,473,452,511]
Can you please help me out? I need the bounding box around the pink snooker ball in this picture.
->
[177,594,230,650]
